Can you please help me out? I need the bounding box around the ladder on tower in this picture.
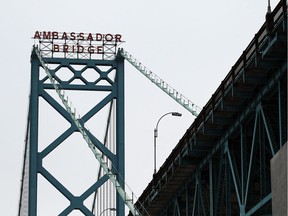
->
[34,47,141,216]
[119,48,201,117]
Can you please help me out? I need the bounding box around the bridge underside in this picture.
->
[132,1,287,215]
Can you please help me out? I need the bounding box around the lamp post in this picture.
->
[154,112,182,174]
[99,207,116,216]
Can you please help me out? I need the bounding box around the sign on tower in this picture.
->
[33,31,123,60]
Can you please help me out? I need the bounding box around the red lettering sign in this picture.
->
[97,46,104,54]
[33,31,123,59]
[78,33,84,40]
[61,32,68,40]
[105,34,113,41]
[34,31,41,39]
[88,46,94,53]
[87,33,93,41]
[53,44,59,52]
[43,31,51,39]
[96,33,102,41]
[70,32,76,40]
[115,34,122,42]
[77,45,84,53]
[63,44,69,52]
[52,32,58,39]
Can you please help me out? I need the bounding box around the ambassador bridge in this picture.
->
[19,0,287,215]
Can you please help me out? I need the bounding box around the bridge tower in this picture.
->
[19,33,127,216]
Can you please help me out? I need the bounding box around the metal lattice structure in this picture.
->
[19,0,286,215]
[120,49,201,117]
[19,48,133,215]
[131,1,287,215]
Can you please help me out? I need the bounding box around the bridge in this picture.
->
[19,0,286,215]
[130,0,287,215]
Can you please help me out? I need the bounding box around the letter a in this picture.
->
[34,31,41,39]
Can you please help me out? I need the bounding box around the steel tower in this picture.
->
[19,44,127,215]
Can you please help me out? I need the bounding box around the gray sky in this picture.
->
[0,0,279,215]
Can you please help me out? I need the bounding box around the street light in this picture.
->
[99,207,116,216]
[154,112,182,174]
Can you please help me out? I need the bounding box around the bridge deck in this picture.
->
[131,0,287,215]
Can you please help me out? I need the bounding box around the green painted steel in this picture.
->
[23,48,128,216]
[29,49,40,216]
[120,49,201,117]
[131,1,287,215]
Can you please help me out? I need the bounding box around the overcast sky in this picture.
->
[0,0,280,215]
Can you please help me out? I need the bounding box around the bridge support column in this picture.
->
[270,142,287,216]
[28,51,40,216]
